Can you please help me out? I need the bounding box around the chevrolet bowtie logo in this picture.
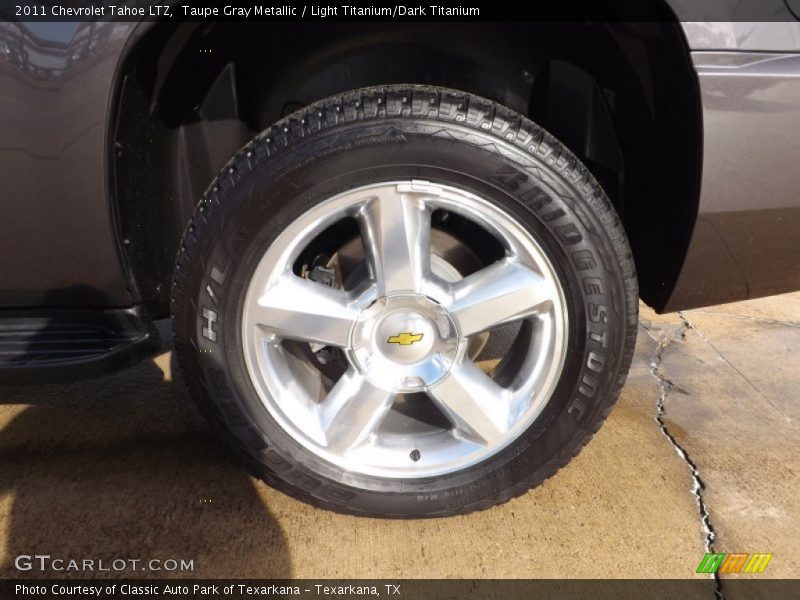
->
[386,332,424,346]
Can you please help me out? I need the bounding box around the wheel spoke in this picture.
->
[427,360,511,445]
[447,258,553,336]
[358,188,431,294]
[319,370,395,453]
[252,274,360,347]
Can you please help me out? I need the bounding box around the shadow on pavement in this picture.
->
[0,328,291,579]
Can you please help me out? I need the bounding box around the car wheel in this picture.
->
[172,85,638,517]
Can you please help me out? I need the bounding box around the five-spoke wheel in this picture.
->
[242,181,567,478]
[173,86,636,516]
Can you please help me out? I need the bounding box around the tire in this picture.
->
[172,85,638,517]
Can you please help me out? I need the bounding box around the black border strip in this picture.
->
[1,0,800,23]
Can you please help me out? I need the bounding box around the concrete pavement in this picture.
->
[0,293,797,585]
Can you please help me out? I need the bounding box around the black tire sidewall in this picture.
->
[175,113,632,517]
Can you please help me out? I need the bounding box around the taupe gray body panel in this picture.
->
[0,22,136,307]
[665,26,800,309]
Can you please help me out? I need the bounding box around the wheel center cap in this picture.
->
[378,310,436,363]
[349,295,460,392]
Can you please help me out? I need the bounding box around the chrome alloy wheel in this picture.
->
[241,181,568,478]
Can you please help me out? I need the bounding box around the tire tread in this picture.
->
[172,85,638,517]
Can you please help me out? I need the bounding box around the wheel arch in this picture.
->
[110,17,702,316]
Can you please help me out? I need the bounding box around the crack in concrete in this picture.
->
[640,315,723,600]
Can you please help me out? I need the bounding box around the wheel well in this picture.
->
[112,19,701,316]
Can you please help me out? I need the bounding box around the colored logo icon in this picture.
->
[696,552,772,574]
[386,332,424,346]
